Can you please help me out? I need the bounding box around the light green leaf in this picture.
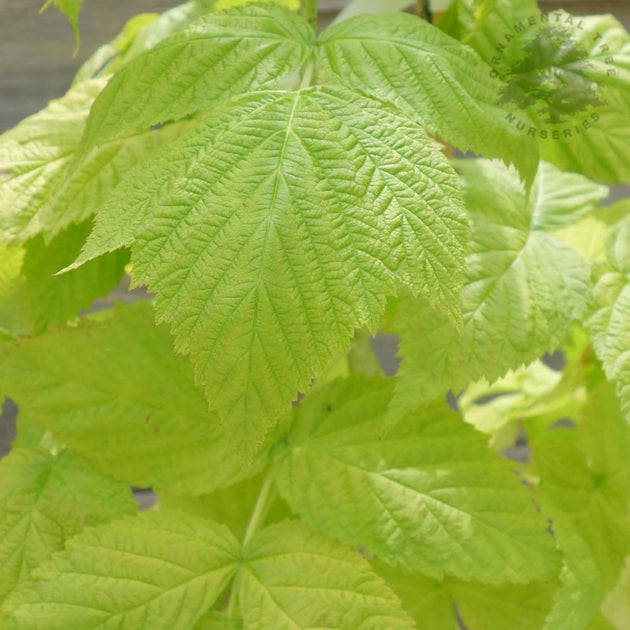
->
[553,199,630,263]
[236,520,414,629]
[586,216,630,420]
[194,610,242,629]
[158,473,292,539]
[73,86,467,456]
[22,222,129,334]
[535,380,630,630]
[0,223,127,336]
[0,447,135,602]
[375,561,556,630]
[389,158,592,418]
[3,512,239,629]
[602,557,630,630]
[0,79,103,243]
[0,77,185,244]
[458,360,587,451]
[82,4,315,148]
[318,12,539,184]
[440,1,630,183]
[0,302,268,494]
[273,375,559,583]
[0,246,30,337]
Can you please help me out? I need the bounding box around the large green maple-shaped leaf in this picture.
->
[273,375,559,583]
[440,0,630,184]
[388,158,597,418]
[81,3,315,149]
[317,12,539,184]
[73,86,467,455]
[0,302,269,494]
[0,447,136,603]
[236,520,414,629]
[2,511,240,629]
[375,561,556,630]
[586,216,630,421]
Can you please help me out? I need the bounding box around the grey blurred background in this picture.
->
[1,0,629,133]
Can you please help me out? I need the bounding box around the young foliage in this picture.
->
[387,158,604,419]
[0,446,135,602]
[0,0,629,628]
[440,0,630,183]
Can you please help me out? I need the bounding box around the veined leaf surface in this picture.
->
[273,375,559,583]
[81,4,315,148]
[388,159,596,418]
[236,520,414,629]
[0,303,268,494]
[3,512,239,629]
[318,12,539,184]
[440,0,630,183]
[75,87,467,455]
[0,79,102,243]
[586,216,630,421]
[0,447,135,602]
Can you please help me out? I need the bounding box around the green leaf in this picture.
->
[159,473,292,539]
[534,380,630,630]
[0,447,135,601]
[81,4,315,148]
[0,302,269,494]
[553,199,630,263]
[3,511,239,629]
[318,12,539,184]
[0,246,30,337]
[0,223,127,337]
[236,520,414,629]
[273,375,559,583]
[389,158,593,418]
[0,79,103,243]
[586,216,630,420]
[375,561,556,630]
[73,86,467,456]
[440,1,630,183]
[40,0,83,51]
[22,222,129,334]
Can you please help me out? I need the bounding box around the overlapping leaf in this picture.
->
[0,447,135,602]
[586,216,630,420]
[73,86,467,456]
[236,520,414,629]
[0,79,102,243]
[81,4,315,148]
[318,12,539,184]
[388,159,597,418]
[440,0,630,183]
[0,302,267,494]
[0,77,187,244]
[375,561,556,630]
[534,380,630,630]
[273,375,559,583]
[3,512,240,629]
